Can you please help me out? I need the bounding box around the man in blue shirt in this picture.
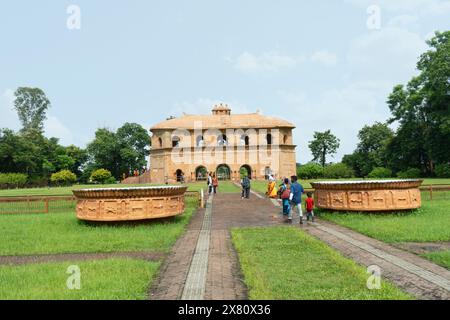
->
[289,175,305,224]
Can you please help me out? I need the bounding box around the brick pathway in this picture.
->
[151,190,450,300]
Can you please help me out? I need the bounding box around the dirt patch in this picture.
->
[0,251,166,266]
[394,242,450,255]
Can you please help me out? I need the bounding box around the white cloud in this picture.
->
[310,50,338,66]
[347,27,428,82]
[345,0,450,15]
[387,15,419,28]
[232,51,305,73]
[44,115,74,145]
[278,81,394,164]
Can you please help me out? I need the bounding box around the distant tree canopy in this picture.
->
[86,123,150,180]
[308,130,340,167]
[343,123,394,177]
[14,87,50,133]
[0,87,150,187]
[344,31,450,177]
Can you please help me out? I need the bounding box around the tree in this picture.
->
[86,123,150,179]
[386,31,450,175]
[116,123,150,175]
[343,122,394,177]
[308,130,340,167]
[50,170,77,186]
[13,87,51,133]
[90,168,112,184]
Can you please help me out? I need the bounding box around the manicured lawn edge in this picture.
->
[231,226,411,300]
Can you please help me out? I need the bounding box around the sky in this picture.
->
[0,0,449,164]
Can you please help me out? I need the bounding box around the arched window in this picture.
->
[283,135,288,145]
[172,136,180,148]
[158,137,163,148]
[266,133,272,145]
[196,135,204,147]
[218,134,228,146]
[240,134,250,146]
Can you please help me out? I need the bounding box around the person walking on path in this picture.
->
[241,175,251,199]
[266,175,278,199]
[288,175,305,224]
[305,192,315,223]
[207,172,213,195]
[212,174,219,194]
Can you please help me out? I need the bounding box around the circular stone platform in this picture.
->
[310,180,423,212]
[73,186,188,221]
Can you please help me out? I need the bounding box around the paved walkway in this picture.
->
[150,191,450,300]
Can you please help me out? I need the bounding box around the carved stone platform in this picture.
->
[73,186,188,221]
[310,180,422,212]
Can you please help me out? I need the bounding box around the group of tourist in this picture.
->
[207,172,219,194]
[267,174,315,225]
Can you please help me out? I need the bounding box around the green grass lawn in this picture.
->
[0,258,159,300]
[0,197,197,256]
[319,196,450,243]
[422,251,450,270]
[232,226,410,300]
[0,181,240,197]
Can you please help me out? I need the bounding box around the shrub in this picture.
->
[297,163,324,179]
[435,164,450,178]
[90,169,112,184]
[397,168,421,179]
[0,173,28,189]
[50,170,77,186]
[368,167,393,179]
[323,163,355,179]
[104,176,117,184]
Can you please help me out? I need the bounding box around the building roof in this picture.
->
[151,105,295,130]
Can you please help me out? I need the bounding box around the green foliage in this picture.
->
[368,167,393,179]
[308,130,340,167]
[0,127,87,183]
[323,163,354,179]
[0,173,28,189]
[50,170,77,186]
[344,123,394,177]
[435,164,450,178]
[86,123,150,179]
[397,168,422,179]
[104,176,117,184]
[90,168,112,184]
[297,163,324,179]
[386,31,450,175]
[13,87,50,133]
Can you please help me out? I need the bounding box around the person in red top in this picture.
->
[305,192,315,223]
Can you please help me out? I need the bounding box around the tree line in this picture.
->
[0,88,150,188]
[299,31,450,180]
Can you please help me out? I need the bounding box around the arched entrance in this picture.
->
[195,166,207,181]
[216,164,231,180]
[240,165,252,179]
[176,169,183,182]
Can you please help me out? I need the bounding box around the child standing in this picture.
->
[305,192,315,223]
